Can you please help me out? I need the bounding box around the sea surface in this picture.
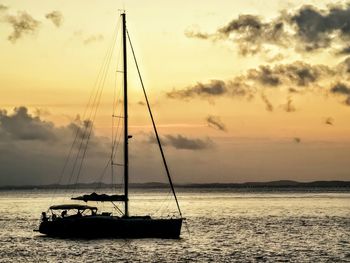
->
[0,188,349,262]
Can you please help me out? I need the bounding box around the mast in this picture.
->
[122,12,129,217]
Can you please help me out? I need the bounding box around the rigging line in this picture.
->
[94,159,111,191]
[112,60,116,189]
[71,76,108,195]
[112,31,123,124]
[111,70,124,162]
[126,29,183,218]
[64,84,103,191]
[105,113,123,191]
[111,33,123,192]
[50,132,78,203]
[112,91,124,158]
[111,24,122,176]
[112,123,123,160]
[66,42,113,185]
[67,81,108,193]
[151,189,172,217]
[111,98,122,161]
[81,17,121,139]
[184,217,191,238]
[72,31,118,193]
[111,84,124,166]
[112,38,122,160]
[72,67,112,194]
[111,103,123,161]
[112,47,123,154]
[112,102,123,156]
[107,90,123,192]
[100,95,123,191]
[111,202,124,215]
[161,192,176,216]
[66,58,109,190]
[51,23,120,201]
[112,31,124,158]
[111,114,123,191]
[67,22,119,192]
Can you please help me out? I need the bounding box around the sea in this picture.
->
[0,188,349,262]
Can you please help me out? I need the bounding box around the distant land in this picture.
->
[0,180,349,190]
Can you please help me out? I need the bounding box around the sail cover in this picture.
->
[49,204,97,210]
[71,192,127,202]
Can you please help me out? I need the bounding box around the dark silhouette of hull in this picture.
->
[39,216,182,238]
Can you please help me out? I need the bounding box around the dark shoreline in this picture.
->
[1,180,349,190]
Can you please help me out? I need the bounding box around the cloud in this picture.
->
[330,82,350,105]
[218,15,288,56]
[184,26,210,40]
[34,108,51,117]
[337,45,350,55]
[0,8,63,43]
[283,97,296,112]
[167,79,251,102]
[0,107,102,143]
[185,3,350,56]
[346,97,350,105]
[186,14,288,56]
[290,4,350,52]
[0,106,111,185]
[206,115,227,131]
[339,57,350,73]
[0,4,8,12]
[1,107,349,185]
[0,106,216,186]
[330,82,350,95]
[288,88,298,93]
[325,117,334,125]
[0,107,55,140]
[167,61,335,108]
[83,34,104,45]
[45,11,63,27]
[294,137,301,143]
[164,135,214,150]
[167,80,227,99]
[261,94,274,112]
[166,58,350,109]
[3,11,40,43]
[148,133,214,150]
[247,62,333,87]
[248,66,281,87]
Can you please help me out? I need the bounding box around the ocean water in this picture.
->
[0,188,349,262]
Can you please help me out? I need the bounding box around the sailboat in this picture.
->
[37,12,183,238]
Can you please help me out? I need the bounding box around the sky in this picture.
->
[0,0,349,185]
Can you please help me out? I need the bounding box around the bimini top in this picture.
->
[49,204,97,211]
[71,192,127,202]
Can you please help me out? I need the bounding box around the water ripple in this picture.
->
[0,190,349,262]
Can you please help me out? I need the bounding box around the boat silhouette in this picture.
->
[37,12,183,239]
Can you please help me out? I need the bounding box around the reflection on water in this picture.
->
[0,189,349,262]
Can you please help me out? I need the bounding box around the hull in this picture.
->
[39,216,182,239]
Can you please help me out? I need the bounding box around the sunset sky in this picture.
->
[0,0,349,185]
